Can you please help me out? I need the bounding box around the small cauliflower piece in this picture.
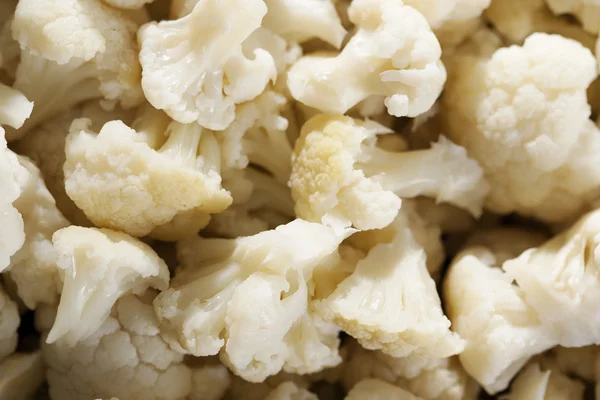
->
[290,114,487,231]
[263,382,317,400]
[444,243,556,394]
[0,283,19,364]
[63,110,232,240]
[154,219,348,382]
[287,0,446,118]
[0,83,33,130]
[346,379,423,400]
[7,0,143,139]
[545,0,600,34]
[443,33,600,222]
[503,209,600,347]
[0,352,45,400]
[0,128,26,272]
[6,155,69,308]
[47,226,170,345]
[318,226,464,359]
[139,0,278,130]
[43,295,196,400]
[504,362,585,400]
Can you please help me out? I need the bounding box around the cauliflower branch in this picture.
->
[47,226,170,345]
[287,0,446,118]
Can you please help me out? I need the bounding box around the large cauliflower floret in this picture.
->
[317,225,464,359]
[46,226,170,345]
[545,0,600,34]
[290,114,487,231]
[444,242,557,394]
[503,209,600,347]
[0,128,26,272]
[63,109,232,240]
[0,283,19,364]
[139,0,281,130]
[505,362,585,400]
[153,219,348,382]
[443,33,600,222]
[6,0,143,140]
[42,295,199,400]
[6,155,69,309]
[287,0,446,118]
[0,352,46,399]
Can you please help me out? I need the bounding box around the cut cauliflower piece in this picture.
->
[47,226,170,345]
[7,0,143,139]
[503,209,600,347]
[346,379,423,400]
[0,283,19,363]
[42,295,196,400]
[63,110,232,239]
[0,83,33,130]
[287,0,446,118]
[6,155,69,309]
[138,0,278,130]
[317,226,464,359]
[444,244,556,394]
[545,0,600,34]
[154,219,348,382]
[0,128,26,272]
[443,33,600,222]
[0,352,45,400]
[290,114,487,231]
[13,101,135,226]
[504,362,585,400]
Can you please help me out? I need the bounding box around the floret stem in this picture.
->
[159,122,202,168]
[0,83,33,130]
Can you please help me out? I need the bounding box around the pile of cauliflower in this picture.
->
[3,0,600,398]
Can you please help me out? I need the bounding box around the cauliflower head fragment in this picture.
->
[287,0,446,118]
[154,219,348,382]
[64,111,232,239]
[47,226,170,345]
[0,283,19,364]
[138,0,279,130]
[290,114,487,231]
[503,209,600,347]
[443,33,600,222]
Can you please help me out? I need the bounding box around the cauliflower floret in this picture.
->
[346,379,423,400]
[0,283,19,363]
[63,109,232,240]
[505,362,585,400]
[46,226,170,345]
[139,0,282,130]
[13,101,135,226]
[503,209,600,347]
[224,374,311,400]
[444,243,556,394]
[290,114,488,231]
[0,83,33,130]
[7,0,143,139]
[545,0,600,34]
[42,295,196,400]
[0,128,26,271]
[287,0,446,118]
[443,33,600,222]
[6,155,69,308]
[154,219,348,382]
[0,352,45,399]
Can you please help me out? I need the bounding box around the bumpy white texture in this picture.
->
[287,0,446,118]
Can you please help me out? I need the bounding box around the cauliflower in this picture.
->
[6,155,69,309]
[503,209,600,347]
[289,114,488,231]
[42,295,199,400]
[263,382,317,400]
[153,219,348,382]
[444,241,557,394]
[0,128,26,272]
[0,82,33,129]
[102,0,155,9]
[542,346,598,381]
[63,109,232,240]
[46,226,170,345]
[346,379,423,400]
[287,0,446,118]
[138,0,285,130]
[443,33,600,222]
[504,362,585,400]
[188,363,231,400]
[317,225,464,359]
[7,0,143,139]
[0,352,45,400]
[0,283,19,363]
[545,0,600,34]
